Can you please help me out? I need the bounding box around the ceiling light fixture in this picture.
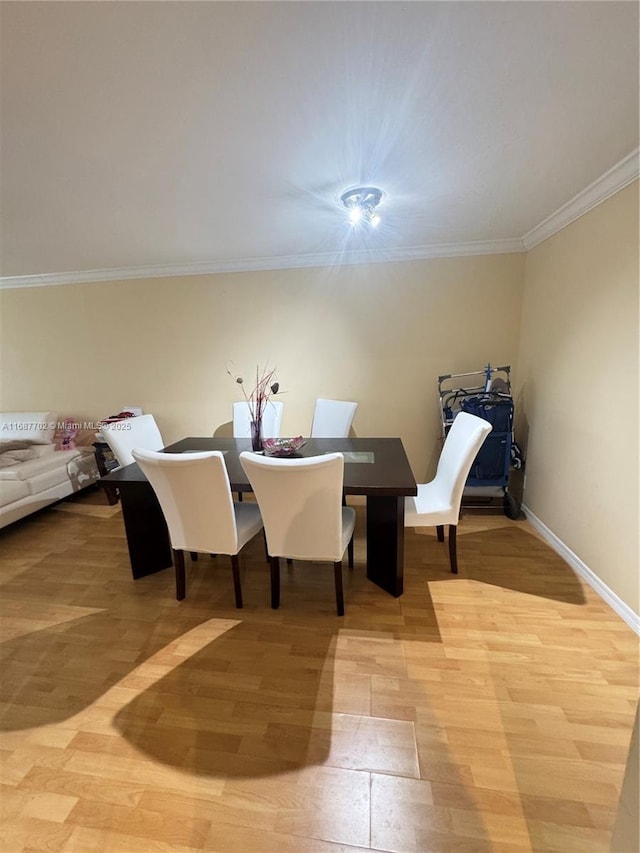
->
[340,186,384,228]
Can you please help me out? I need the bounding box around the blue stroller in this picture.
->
[438,364,523,519]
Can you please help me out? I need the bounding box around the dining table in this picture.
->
[98,436,418,597]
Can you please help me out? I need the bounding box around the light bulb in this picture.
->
[341,186,384,228]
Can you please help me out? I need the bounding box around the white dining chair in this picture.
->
[310,399,358,438]
[404,412,492,574]
[239,451,355,615]
[132,448,263,606]
[99,414,164,467]
[233,401,284,440]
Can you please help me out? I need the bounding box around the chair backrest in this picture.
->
[435,412,493,509]
[240,451,345,561]
[233,401,284,439]
[131,448,239,554]
[99,414,163,467]
[311,399,358,438]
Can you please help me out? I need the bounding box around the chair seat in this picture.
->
[405,482,457,527]
[170,493,264,557]
[234,501,264,551]
[277,506,356,561]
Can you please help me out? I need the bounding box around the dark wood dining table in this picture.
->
[99,436,417,597]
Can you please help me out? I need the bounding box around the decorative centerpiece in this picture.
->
[227,364,281,452]
[263,436,306,457]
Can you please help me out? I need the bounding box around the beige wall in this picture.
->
[514,181,639,614]
[0,254,525,481]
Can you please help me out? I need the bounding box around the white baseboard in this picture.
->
[523,504,640,636]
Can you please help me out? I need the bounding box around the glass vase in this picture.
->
[250,418,263,452]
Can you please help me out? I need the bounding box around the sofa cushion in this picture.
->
[0,448,38,468]
[29,445,56,458]
[0,440,36,453]
[0,448,83,481]
[0,444,55,457]
[0,412,57,444]
[26,467,74,495]
[0,480,30,507]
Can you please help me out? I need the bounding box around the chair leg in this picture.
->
[174,549,186,600]
[334,561,345,616]
[347,536,354,570]
[230,554,243,609]
[190,552,198,561]
[238,491,243,502]
[448,525,458,574]
[270,556,281,609]
[436,525,445,542]
[262,529,269,562]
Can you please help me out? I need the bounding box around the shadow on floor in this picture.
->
[423,523,587,606]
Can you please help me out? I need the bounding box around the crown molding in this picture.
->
[2,149,637,290]
[522,148,639,250]
[0,238,524,290]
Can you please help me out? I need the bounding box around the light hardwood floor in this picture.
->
[0,489,637,852]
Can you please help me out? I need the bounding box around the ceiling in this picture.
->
[1,1,638,285]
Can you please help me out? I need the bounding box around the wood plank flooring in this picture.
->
[0,489,637,852]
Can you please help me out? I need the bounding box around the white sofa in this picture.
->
[0,412,99,529]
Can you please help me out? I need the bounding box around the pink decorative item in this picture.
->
[60,417,78,450]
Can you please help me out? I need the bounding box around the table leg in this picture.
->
[366,495,404,597]
[118,482,173,579]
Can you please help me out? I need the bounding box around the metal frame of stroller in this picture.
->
[438,364,522,519]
